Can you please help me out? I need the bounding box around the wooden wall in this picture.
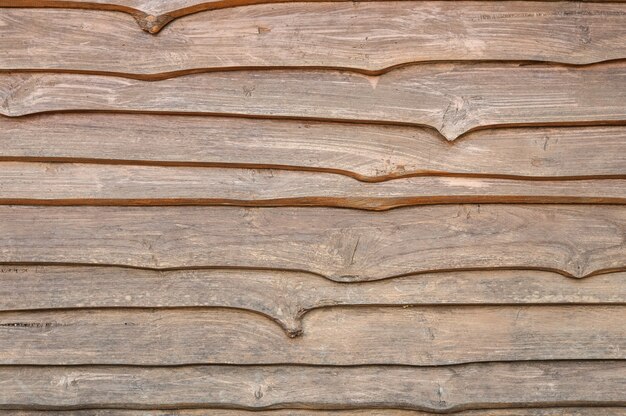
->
[0,0,625,413]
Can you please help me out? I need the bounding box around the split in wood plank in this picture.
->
[2,62,625,140]
[0,362,623,411]
[1,205,625,279]
[2,266,624,333]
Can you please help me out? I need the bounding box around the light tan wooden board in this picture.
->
[3,409,625,416]
[0,306,624,365]
[2,266,624,333]
[2,114,626,181]
[0,362,623,411]
[1,205,625,279]
[2,162,626,208]
[3,0,626,35]
[2,2,626,62]
[2,63,625,140]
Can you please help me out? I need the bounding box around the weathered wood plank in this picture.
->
[2,266,624,333]
[2,114,626,180]
[0,306,623,364]
[2,2,626,62]
[2,162,626,208]
[4,409,625,416]
[2,63,625,140]
[1,205,625,279]
[0,362,623,411]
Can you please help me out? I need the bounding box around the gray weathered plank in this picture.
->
[2,114,626,180]
[0,306,623,364]
[0,362,623,411]
[2,162,626,208]
[2,2,626,60]
[3,409,625,416]
[1,62,626,140]
[1,205,624,279]
[2,266,624,333]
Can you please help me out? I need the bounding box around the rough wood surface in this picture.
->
[2,2,626,60]
[2,266,623,333]
[0,306,623,364]
[3,409,625,416]
[2,162,626,208]
[2,114,626,180]
[2,62,626,140]
[1,205,625,280]
[0,362,623,411]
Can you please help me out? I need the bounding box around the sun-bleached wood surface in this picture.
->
[3,2,626,58]
[2,114,626,180]
[0,306,623,364]
[0,362,623,411]
[2,62,625,140]
[3,409,625,416]
[1,205,625,280]
[2,0,626,412]
[2,162,626,208]
[2,266,624,333]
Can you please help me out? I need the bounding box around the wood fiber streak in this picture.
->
[1,2,626,61]
[3,162,626,208]
[0,362,623,411]
[2,114,626,180]
[1,63,625,140]
[2,266,624,332]
[0,306,624,364]
[3,409,626,416]
[1,205,625,279]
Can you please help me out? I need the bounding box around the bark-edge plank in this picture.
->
[2,266,624,333]
[1,205,625,279]
[0,306,623,365]
[2,114,626,180]
[2,62,625,140]
[0,362,623,411]
[3,162,626,208]
[2,2,626,62]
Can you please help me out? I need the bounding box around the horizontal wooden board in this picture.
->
[2,63,625,140]
[2,266,624,333]
[3,409,625,416]
[3,1,626,35]
[2,162,626,208]
[2,2,626,64]
[2,114,626,180]
[0,362,623,411]
[0,306,623,365]
[1,205,625,279]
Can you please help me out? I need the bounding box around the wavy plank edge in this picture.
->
[2,409,626,416]
[3,264,626,336]
[3,114,626,181]
[3,62,626,140]
[3,0,626,35]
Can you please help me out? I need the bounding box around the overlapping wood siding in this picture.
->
[0,0,625,413]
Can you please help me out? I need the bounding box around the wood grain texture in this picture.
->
[2,62,625,140]
[2,2,626,61]
[1,306,624,364]
[4,409,625,416]
[2,162,626,208]
[0,362,623,411]
[2,114,626,181]
[1,205,625,280]
[2,266,624,333]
